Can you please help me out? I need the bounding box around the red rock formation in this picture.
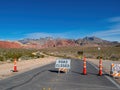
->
[55,39,77,47]
[0,41,22,48]
[1,37,117,49]
[41,39,77,48]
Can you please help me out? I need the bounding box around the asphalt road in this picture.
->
[0,59,120,90]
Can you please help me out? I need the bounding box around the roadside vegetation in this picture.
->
[40,46,120,61]
[0,46,120,62]
[0,48,45,62]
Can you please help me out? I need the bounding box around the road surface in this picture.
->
[0,59,120,90]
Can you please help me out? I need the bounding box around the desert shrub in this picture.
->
[39,55,45,58]
[40,46,120,60]
[77,51,83,55]
[0,48,37,61]
[34,52,45,58]
[97,56,102,59]
[19,55,32,60]
[110,55,119,61]
[0,56,4,61]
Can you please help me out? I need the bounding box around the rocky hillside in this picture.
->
[0,41,22,48]
[76,37,118,47]
[0,37,119,49]
[19,37,78,48]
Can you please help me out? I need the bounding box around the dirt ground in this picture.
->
[87,58,120,84]
[0,56,57,80]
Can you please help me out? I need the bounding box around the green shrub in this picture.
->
[0,56,4,61]
[0,48,37,61]
[110,55,119,61]
[39,55,45,58]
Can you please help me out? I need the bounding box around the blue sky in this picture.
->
[0,0,120,42]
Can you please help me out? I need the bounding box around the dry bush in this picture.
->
[40,46,120,60]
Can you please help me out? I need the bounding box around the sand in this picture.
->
[0,56,57,80]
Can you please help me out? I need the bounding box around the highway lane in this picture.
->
[0,59,120,90]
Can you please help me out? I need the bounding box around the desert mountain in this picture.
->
[0,37,119,49]
[76,37,119,47]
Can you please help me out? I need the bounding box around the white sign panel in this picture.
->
[55,59,71,69]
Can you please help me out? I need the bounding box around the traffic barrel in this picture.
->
[98,58,102,76]
[83,56,87,75]
[13,58,18,72]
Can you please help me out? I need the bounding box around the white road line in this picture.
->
[87,61,120,89]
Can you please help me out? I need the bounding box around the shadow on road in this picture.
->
[71,71,110,77]
[48,70,65,73]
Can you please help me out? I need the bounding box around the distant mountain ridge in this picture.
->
[18,36,119,48]
[0,37,119,49]
[76,36,118,46]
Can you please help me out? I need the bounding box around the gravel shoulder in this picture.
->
[0,56,57,80]
[87,58,120,84]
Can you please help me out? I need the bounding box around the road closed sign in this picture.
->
[55,59,71,69]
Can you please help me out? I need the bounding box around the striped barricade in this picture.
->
[110,63,120,77]
[59,68,68,73]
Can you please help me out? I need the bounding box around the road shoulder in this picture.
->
[0,56,57,80]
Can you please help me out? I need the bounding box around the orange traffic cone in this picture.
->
[98,58,102,76]
[83,56,87,75]
[13,58,18,72]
